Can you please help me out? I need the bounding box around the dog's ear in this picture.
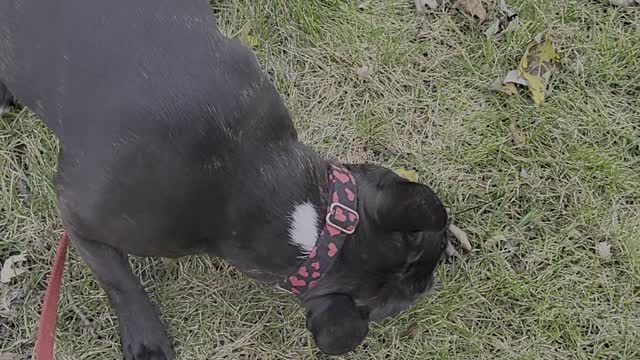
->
[371,174,448,233]
[304,294,368,355]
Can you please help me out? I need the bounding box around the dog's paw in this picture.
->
[120,319,175,360]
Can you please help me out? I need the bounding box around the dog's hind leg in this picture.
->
[0,81,15,116]
[69,232,175,360]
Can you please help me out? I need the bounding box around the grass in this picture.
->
[1,0,639,359]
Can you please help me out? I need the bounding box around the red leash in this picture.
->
[34,231,69,360]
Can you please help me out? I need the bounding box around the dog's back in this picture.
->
[0,0,294,144]
[1,0,302,256]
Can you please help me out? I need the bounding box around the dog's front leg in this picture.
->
[70,232,174,360]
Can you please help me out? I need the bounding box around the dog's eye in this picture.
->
[402,232,422,247]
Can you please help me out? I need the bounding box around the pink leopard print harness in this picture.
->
[282,164,360,297]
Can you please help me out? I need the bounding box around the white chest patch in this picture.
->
[288,202,320,253]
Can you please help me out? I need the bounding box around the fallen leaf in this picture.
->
[509,123,524,145]
[498,0,516,17]
[238,24,259,48]
[358,1,370,10]
[517,34,560,104]
[608,0,640,6]
[485,0,518,40]
[502,16,520,34]
[489,78,518,96]
[415,0,440,11]
[394,168,418,182]
[504,69,528,86]
[453,0,487,22]
[1,253,28,283]
[533,33,543,43]
[489,70,527,96]
[0,353,22,360]
[448,223,472,251]
[596,242,611,258]
[355,65,372,80]
[484,19,501,37]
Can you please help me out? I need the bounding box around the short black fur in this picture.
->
[0,81,14,115]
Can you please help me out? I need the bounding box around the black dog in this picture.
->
[1,0,451,357]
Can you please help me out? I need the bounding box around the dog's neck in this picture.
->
[288,201,321,254]
[217,140,332,283]
[277,143,329,254]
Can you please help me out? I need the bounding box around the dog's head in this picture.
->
[303,164,448,355]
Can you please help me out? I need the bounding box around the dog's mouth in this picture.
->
[354,274,436,323]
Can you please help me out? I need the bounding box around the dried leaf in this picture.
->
[394,168,418,182]
[355,65,372,80]
[358,1,371,10]
[498,0,516,17]
[415,0,440,11]
[485,1,518,40]
[490,70,527,96]
[608,0,640,6]
[533,33,543,43]
[1,253,28,283]
[484,19,501,37]
[0,353,22,360]
[453,0,487,22]
[517,34,560,104]
[448,223,472,251]
[596,242,611,258]
[238,25,259,48]
[509,123,524,145]
[489,78,518,96]
[504,69,528,86]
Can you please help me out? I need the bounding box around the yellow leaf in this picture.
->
[394,168,418,182]
[453,0,487,22]
[238,24,260,48]
[517,34,560,104]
